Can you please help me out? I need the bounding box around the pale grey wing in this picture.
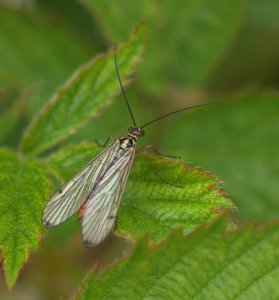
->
[42,141,120,227]
[81,146,135,247]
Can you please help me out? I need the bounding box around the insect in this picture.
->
[42,45,221,247]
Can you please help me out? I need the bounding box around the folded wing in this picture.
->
[42,141,120,227]
[81,146,135,247]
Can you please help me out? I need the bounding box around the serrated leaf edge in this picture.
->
[20,23,147,157]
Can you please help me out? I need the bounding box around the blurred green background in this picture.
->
[0,0,278,298]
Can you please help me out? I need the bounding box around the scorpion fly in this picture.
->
[42,45,222,247]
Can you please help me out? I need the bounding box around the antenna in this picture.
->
[140,103,223,129]
[114,44,136,126]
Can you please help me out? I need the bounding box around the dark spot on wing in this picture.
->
[59,189,63,194]
[109,215,115,219]
[43,220,52,227]
[83,240,94,248]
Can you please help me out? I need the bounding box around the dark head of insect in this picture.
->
[128,126,145,138]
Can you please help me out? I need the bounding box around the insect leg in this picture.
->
[137,145,181,160]
[136,144,152,154]
[136,146,183,188]
[95,136,113,148]
[151,149,182,160]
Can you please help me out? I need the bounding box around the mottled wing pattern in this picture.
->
[81,146,135,247]
[42,141,121,227]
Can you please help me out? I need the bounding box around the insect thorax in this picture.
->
[119,135,137,149]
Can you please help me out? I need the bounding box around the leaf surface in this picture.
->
[0,92,29,144]
[160,90,279,221]
[76,217,279,299]
[0,149,51,288]
[208,0,279,91]
[0,5,91,113]
[20,24,146,156]
[45,143,234,242]
[81,0,246,91]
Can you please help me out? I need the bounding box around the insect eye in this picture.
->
[139,129,145,136]
[128,127,144,137]
[128,127,136,135]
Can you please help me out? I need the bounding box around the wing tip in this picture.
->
[42,219,53,227]
[83,240,95,248]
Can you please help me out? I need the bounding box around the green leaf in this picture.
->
[35,0,107,51]
[45,143,234,242]
[0,6,91,113]
[0,92,29,144]
[160,90,279,221]
[246,0,279,29]
[75,217,279,299]
[20,23,146,157]
[81,0,246,92]
[208,0,279,91]
[0,148,51,288]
